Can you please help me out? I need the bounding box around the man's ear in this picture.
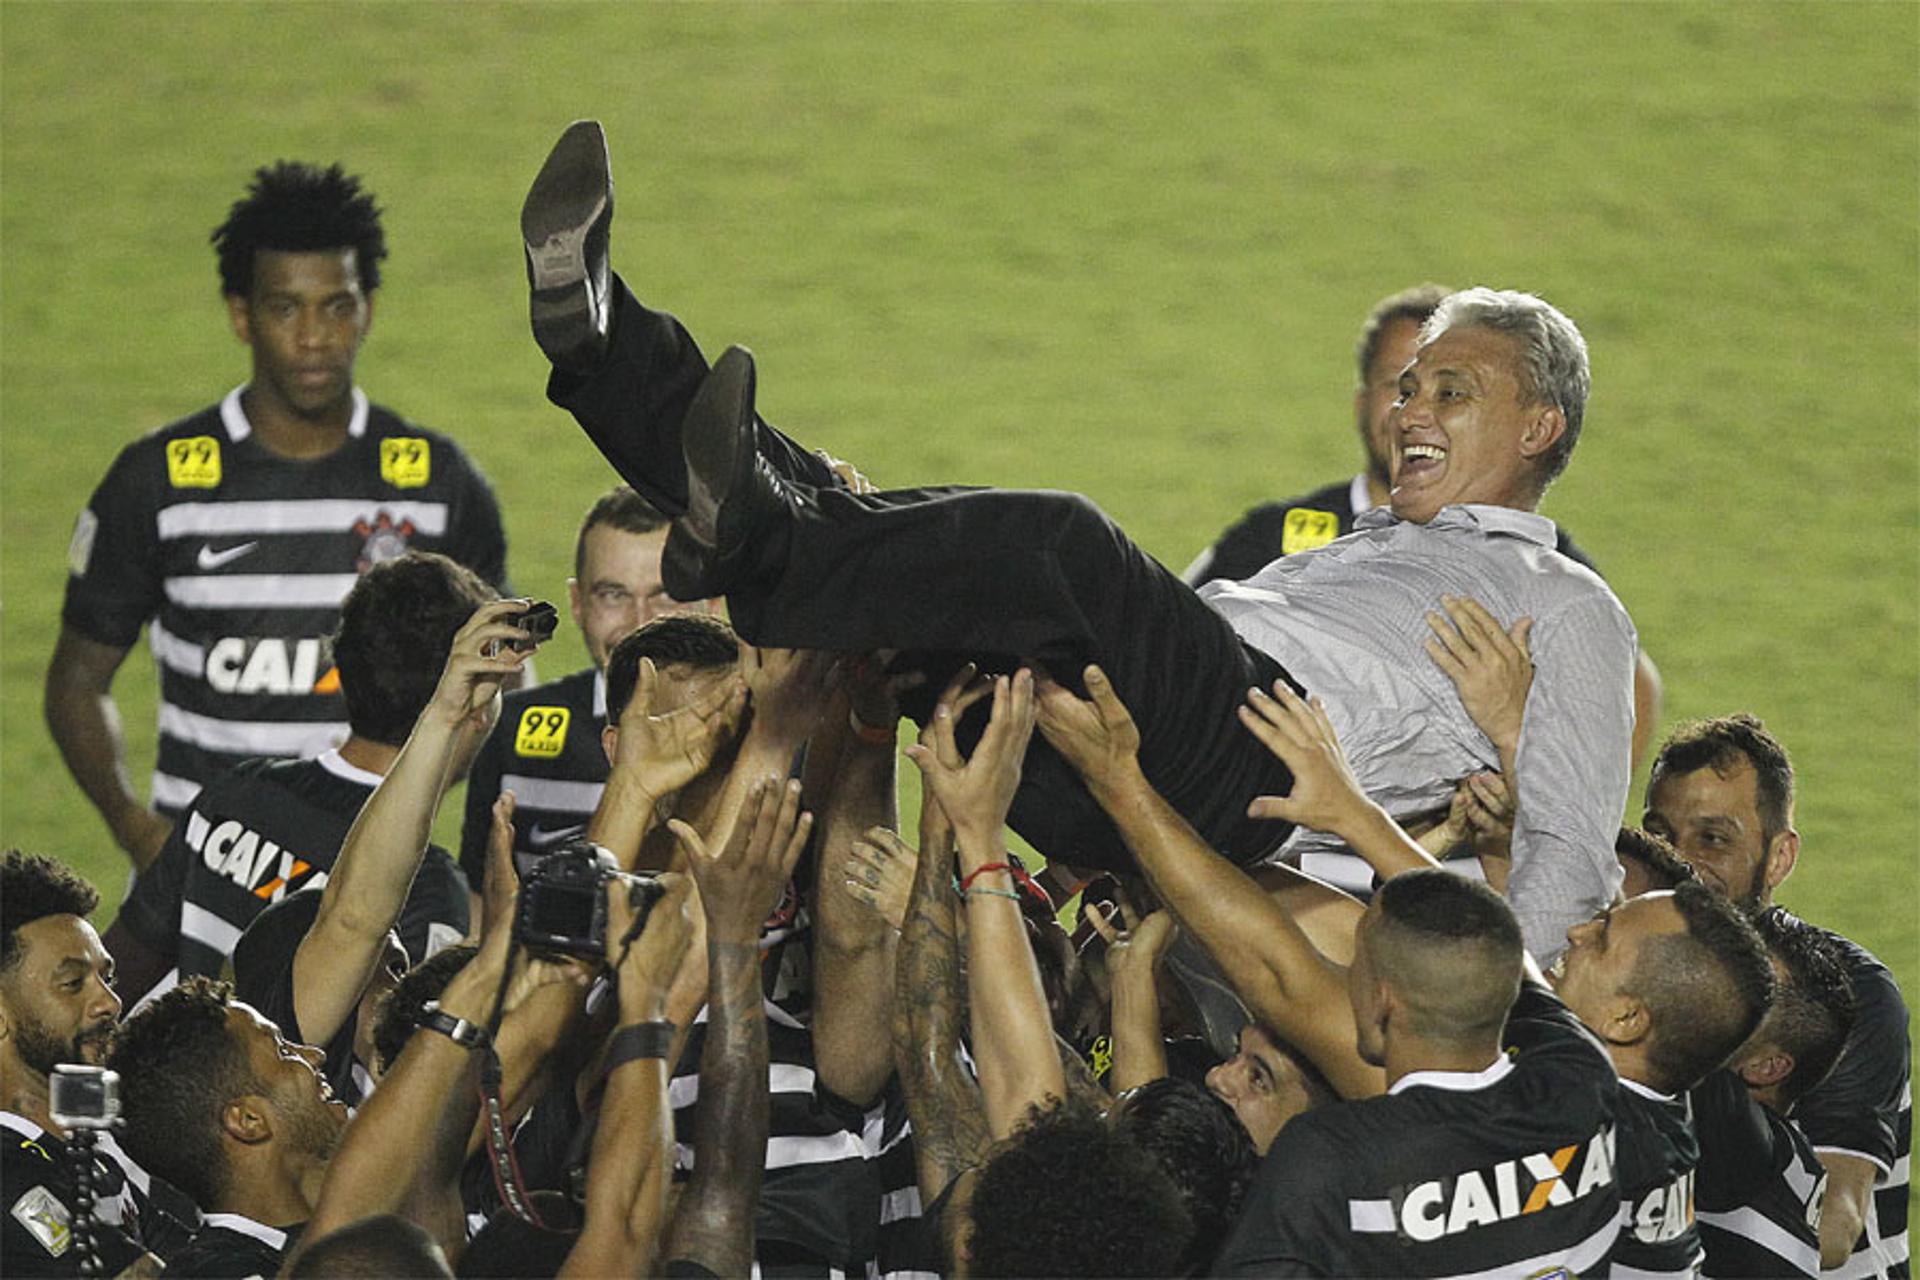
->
[1518,405,1568,463]
[1735,1046,1795,1091]
[226,292,252,347]
[1765,830,1800,893]
[221,1096,274,1146]
[568,578,586,632]
[1599,993,1652,1049]
[602,724,618,768]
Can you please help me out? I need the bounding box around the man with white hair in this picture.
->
[519,121,1636,962]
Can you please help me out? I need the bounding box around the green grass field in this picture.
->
[3,0,1914,1034]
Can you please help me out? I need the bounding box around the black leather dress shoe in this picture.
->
[662,346,792,601]
[521,120,613,373]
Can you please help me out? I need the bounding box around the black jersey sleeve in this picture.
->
[394,847,472,965]
[1689,1069,1774,1210]
[457,716,512,888]
[116,807,195,958]
[441,443,511,594]
[3,1133,145,1277]
[1190,502,1293,586]
[61,443,164,648]
[1793,953,1910,1170]
[1212,1121,1342,1277]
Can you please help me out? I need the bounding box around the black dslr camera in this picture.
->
[513,840,663,959]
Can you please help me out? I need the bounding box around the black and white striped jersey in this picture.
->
[458,667,609,887]
[117,751,469,991]
[1612,1079,1704,1279]
[1690,1069,1826,1278]
[1791,921,1911,1279]
[63,387,508,816]
[1215,982,1623,1279]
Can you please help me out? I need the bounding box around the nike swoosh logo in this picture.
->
[527,823,582,849]
[197,541,259,570]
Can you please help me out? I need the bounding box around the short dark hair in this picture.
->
[332,552,496,745]
[1615,827,1697,892]
[1650,714,1796,841]
[1628,882,1776,1093]
[372,944,477,1073]
[1355,283,1452,386]
[0,851,100,975]
[211,161,386,298]
[106,977,257,1210]
[288,1214,451,1278]
[1749,908,1856,1107]
[1371,869,1524,1044]
[967,1100,1193,1277]
[574,486,668,580]
[1110,1077,1257,1272]
[604,613,740,722]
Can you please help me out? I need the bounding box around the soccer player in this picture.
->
[521,120,1637,964]
[458,485,717,887]
[107,978,350,1277]
[102,552,499,1006]
[48,160,511,873]
[1645,715,1911,1277]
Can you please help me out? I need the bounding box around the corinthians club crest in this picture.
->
[353,511,418,572]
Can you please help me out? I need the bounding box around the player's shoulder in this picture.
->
[360,403,486,468]
[1785,912,1906,1014]
[1240,477,1359,530]
[92,401,227,480]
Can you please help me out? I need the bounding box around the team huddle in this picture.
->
[4,121,1908,1279]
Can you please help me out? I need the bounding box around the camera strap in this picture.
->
[476,941,556,1232]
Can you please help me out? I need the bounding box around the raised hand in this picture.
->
[671,775,812,944]
[427,598,544,731]
[841,826,918,930]
[904,668,1035,844]
[612,656,749,802]
[1238,682,1376,841]
[1424,595,1534,761]
[604,872,697,1020]
[742,647,839,748]
[1032,664,1143,794]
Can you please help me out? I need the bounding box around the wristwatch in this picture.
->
[417,1000,489,1050]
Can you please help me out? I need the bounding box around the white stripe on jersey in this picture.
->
[1697,1205,1819,1276]
[158,702,345,756]
[1348,1198,1395,1232]
[1432,1208,1621,1280]
[153,769,203,811]
[499,773,606,812]
[184,808,213,852]
[880,1186,923,1224]
[221,385,368,442]
[181,902,243,954]
[766,1132,867,1170]
[149,619,204,676]
[156,498,451,540]
[670,1061,818,1108]
[163,573,362,608]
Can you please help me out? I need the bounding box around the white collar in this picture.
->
[220,384,369,443]
[1389,1054,1516,1096]
[1348,471,1374,516]
[317,747,384,787]
[1354,502,1560,548]
[1620,1076,1679,1104]
[593,668,608,719]
[0,1109,46,1141]
[202,1212,289,1250]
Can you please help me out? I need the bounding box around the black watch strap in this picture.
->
[606,1021,677,1071]
[418,1000,490,1050]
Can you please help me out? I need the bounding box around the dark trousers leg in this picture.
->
[545,273,837,515]
[730,486,1299,871]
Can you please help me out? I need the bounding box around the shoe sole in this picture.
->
[521,120,611,363]
[681,346,757,560]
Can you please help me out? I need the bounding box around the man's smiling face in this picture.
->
[1387,325,1561,524]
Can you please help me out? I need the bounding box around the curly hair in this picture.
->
[106,977,259,1210]
[211,160,386,297]
[1749,907,1856,1106]
[332,551,496,745]
[604,613,741,722]
[0,850,100,974]
[1110,1077,1257,1272]
[1628,882,1777,1093]
[372,944,477,1073]
[968,1099,1193,1277]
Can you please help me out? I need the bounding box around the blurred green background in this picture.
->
[3,4,1914,1024]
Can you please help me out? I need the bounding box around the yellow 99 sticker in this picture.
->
[514,705,571,758]
[380,437,431,488]
[165,436,223,488]
[1281,508,1341,555]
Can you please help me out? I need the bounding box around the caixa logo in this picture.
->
[204,637,339,696]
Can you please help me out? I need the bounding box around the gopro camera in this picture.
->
[514,601,559,652]
[513,840,663,959]
[50,1065,120,1132]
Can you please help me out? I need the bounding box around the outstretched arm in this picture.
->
[294,598,537,1046]
[907,668,1066,1138]
[1089,902,1177,1094]
[661,776,813,1277]
[1035,665,1383,1099]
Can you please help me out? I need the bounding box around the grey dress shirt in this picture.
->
[1199,503,1636,961]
